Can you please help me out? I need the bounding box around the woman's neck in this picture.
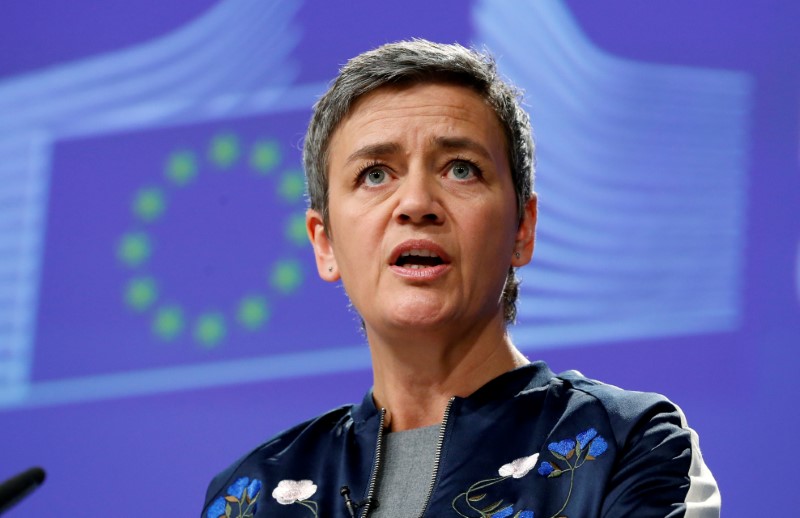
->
[366,314,529,432]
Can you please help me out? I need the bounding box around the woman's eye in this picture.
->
[363,167,388,186]
[449,160,477,180]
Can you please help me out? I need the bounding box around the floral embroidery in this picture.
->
[451,453,538,517]
[537,427,609,518]
[491,509,514,518]
[452,427,608,518]
[491,508,535,518]
[498,455,539,479]
[207,477,263,518]
[272,479,319,516]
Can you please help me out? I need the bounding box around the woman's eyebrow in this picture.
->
[432,136,493,161]
[344,142,401,165]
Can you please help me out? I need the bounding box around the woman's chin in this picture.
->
[389,312,446,330]
[370,298,457,332]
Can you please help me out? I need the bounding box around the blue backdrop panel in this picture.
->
[0,0,798,515]
[476,0,752,348]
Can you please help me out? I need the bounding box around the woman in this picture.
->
[202,40,719,518]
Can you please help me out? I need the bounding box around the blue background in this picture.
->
[1,0,798,515]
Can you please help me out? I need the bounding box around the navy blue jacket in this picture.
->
[203,362,719,517]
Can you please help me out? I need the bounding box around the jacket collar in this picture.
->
[351,361,556,424]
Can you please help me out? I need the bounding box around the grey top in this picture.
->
[371,424,440,518]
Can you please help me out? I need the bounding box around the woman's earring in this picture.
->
[515,251,521,259]
[328,266,334,272]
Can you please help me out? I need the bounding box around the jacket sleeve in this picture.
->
[600,399,720,518]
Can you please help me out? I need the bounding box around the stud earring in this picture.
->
[328,266,334,272]
[515,251,521,259]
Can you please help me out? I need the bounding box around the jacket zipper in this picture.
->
[417,397,456,518]
[360,408,386,518]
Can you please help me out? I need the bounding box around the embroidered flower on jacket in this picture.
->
[575,427,607,458]
[227,477,249,499]
[577,428,596,446]
[207,497,227,518]
[272,479,319,516]
[491,506,535,518]
[272,479,317,504]
[548,439,577,458]
[588,436,608,458]
[207,476,263,518]
[453,426,609,518]
[537,462,554,477]
[453,453,539,516]
[498,453,540,478]
[537,427,610,517]
[246,479,262,501]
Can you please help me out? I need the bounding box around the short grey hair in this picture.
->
[303,39,535,323]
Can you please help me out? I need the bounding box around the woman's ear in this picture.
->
[306,209,340,281]
[511,194,537,267]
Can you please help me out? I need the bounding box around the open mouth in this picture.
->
[395,249,445,269]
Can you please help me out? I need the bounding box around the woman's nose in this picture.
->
[393,171,443,224]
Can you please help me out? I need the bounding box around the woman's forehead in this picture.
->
[328,82,506,164]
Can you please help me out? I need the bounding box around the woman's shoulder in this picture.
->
[549,369,719,514]
[551,368,681,425]
[202,403,356,510]
[540,367,708,449]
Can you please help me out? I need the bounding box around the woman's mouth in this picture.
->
[389,240,451,279]
[395,249,445,269]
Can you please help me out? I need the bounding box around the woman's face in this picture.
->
[307,82,536,337]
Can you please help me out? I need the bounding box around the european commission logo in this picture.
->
[33,112,358,383]
[116,132,309,349]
